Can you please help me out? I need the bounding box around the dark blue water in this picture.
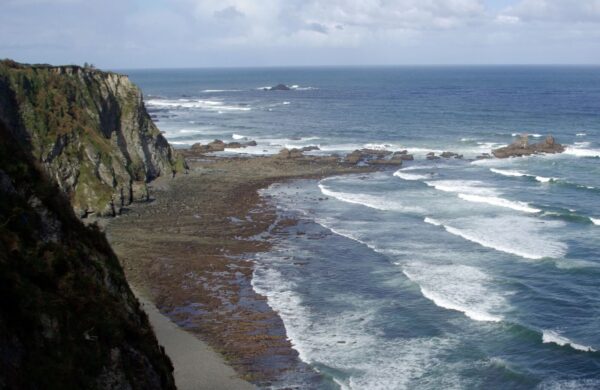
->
[127,67,600,389]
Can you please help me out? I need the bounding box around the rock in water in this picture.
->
[0,119,176,389]
[264,84,291,91]
[492,134,565,158]
[0,60,187,218]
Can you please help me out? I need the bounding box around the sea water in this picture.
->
[127,67,600,389]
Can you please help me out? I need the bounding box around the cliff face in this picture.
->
[0,60,186,217]
[0,119,176,389]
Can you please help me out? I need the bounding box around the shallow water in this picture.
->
[129,67,600,389]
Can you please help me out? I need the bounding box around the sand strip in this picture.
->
[136,291,255,390]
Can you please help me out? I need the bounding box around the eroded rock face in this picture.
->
[492,135,565,158]
[0,120,175,389]
[0,60,187,218]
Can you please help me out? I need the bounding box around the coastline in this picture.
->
[135,291,255,390]
[105,154,375,387]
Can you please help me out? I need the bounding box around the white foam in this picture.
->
[426,179,540,213]
[542,330,596,352]
[490,168,527,177]
[564,146,600,158]
[402,263,506,322]
[393,170,429,181]
[457,194,541,213]
[201,89,241,93]
[232,133,246,140]
[319,184,423,213]
[363,143,397,151]
[591,218,600,226]
[511,133,542,138]
[424,216,567,260]
[146,98,251,112]
[490,168,556,184]
[252,260,460,389]
[576,133,587,137]
[425,180,498,196]
[535,176,555,183]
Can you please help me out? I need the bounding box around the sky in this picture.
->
[1,0,600,68]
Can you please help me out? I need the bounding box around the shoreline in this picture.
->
[105,154,376,387]
[134,290,255,390]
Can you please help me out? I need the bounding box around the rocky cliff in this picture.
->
[0,60,186,217]
[0,119,176,389]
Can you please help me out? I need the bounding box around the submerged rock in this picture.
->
[492,135,565,158]
[440,151,463,159]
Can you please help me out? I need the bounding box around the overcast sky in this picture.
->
[1,0,600,68]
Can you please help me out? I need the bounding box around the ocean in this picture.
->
[127,66,600,389]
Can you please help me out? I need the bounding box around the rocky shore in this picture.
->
[105,153,376,387]
[493,134,565,158]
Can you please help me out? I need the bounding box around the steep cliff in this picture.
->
[0,60,186,217]
[0,119,176,389]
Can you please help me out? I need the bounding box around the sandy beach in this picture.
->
[105,153,375,387]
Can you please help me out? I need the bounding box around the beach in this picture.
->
[105,153,374,387]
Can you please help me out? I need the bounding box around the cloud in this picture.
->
[214,6,244,20]
[1,0,600,67]
[501,0,600,22]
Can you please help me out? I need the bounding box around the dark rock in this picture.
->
[492,134,565,158]
[392,152,414,161]
[0,120,176,389]
[300,145,320,152]
[264,84,291,91]
[440,151,463,159]
[426,152,441,160]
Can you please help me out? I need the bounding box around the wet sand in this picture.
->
[105,154,374,387]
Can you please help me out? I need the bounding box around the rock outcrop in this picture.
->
[263,84,291,91]
[492,135,565,158]
[189,139,258,153]
[344,149,406,166]
[0,119,175,389]
[0,60,186,218]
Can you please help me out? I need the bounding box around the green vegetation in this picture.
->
[0,60,186,217]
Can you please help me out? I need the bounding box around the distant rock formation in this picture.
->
[0,60,187,218]
[264,84,291,91]
[0,119,175,389]
[344,149,406,166]
[189,139,258,153]
[492,135,565,158]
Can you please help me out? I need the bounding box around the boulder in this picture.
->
[440,151,463,159]
[426,152,441,160]
[277,148,304,159]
